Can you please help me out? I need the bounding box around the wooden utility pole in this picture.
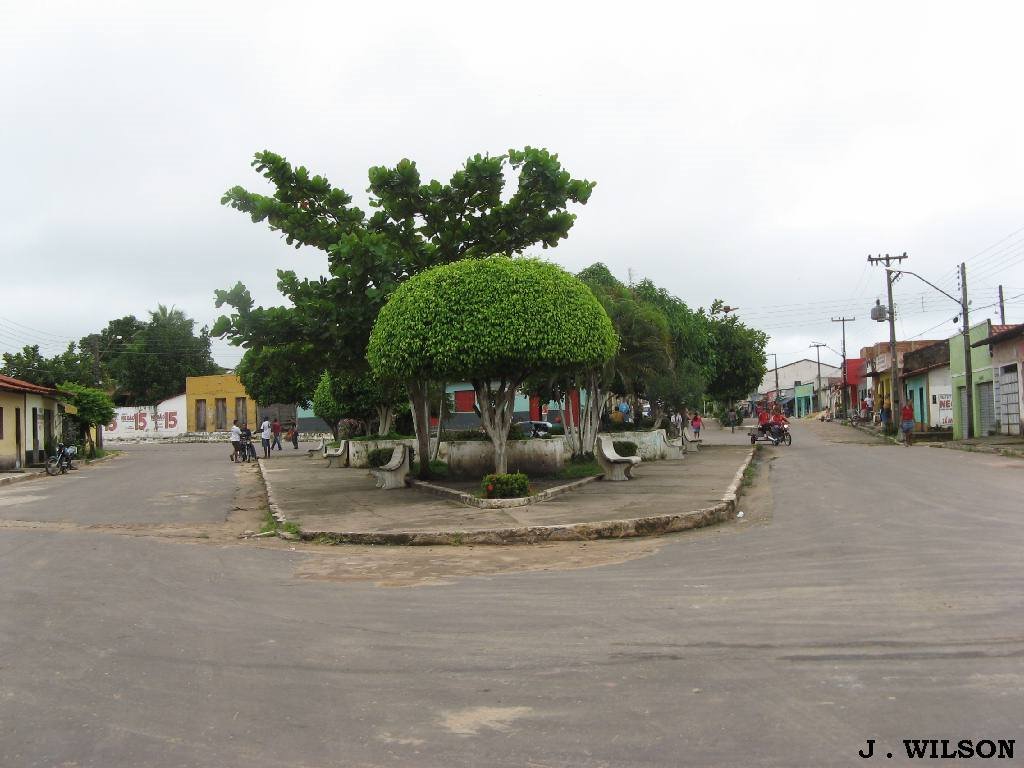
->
[868,253,908,425]
[832,316,855,414]
[960,262,974,439]
[998,285,1006,324]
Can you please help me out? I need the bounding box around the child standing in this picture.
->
[690,412,704,439]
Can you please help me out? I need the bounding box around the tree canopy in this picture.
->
[368,256,616,474]
[2,308,219,405]
[214,147,596,433]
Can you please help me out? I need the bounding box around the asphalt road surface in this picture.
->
[0,426,1021,767]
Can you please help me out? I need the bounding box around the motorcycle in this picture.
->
[45,443,77,475]
[748,422,792,446]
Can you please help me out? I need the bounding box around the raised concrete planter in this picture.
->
[410,474,599,508]
[444,438,564,478]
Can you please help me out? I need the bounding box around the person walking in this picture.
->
[671,410,684,438]
[690,412,704,439]
[288,422,299,449]
[260,415,272,458]
[880,400,891,433]
[271,418,283,451]
[726,406,737,433]
[229,419,242,462]
[900,400,915,446]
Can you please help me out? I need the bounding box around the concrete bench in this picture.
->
[596,435,641,481]
[325,440,348,468]
[308,437,327,457]
[656,430,685,459]
[369,444,411,490]
[681,428,702,453]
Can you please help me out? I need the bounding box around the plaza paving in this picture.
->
[259,441,752,539]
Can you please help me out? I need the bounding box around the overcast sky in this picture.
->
[3,1,1023,374]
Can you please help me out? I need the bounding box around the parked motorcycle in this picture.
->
[45,443,77,475]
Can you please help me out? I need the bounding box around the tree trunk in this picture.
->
[430,382,446,462]
[474,378,519,475]
[324,418,339,440]
[581,372,606,456]
[408,381,431,479]
[376,404,394,436]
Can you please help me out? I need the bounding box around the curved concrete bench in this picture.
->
[596,435,641,481]
[681,428,702,452]
[325,440,348,468]
[308,437,327,457]
[370,444,411,490]
[656,430,685,459]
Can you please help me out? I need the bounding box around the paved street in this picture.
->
[1,424,1021,767]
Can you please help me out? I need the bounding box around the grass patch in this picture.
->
[260,509,301,536]
[411,460,450,479]
[557,458,602,480]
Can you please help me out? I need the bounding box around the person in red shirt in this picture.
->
[899,400,915,446]
[757,406,771,435]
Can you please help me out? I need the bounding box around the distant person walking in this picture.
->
[726,407,737,433]
[260,416,272,458]
[879,400,891,433]
[288,422,299,449]
[690,412,703,439]
[671,411,684,438]
[229,419,242,462]
[271,418,283,451]
[900,401,915,446]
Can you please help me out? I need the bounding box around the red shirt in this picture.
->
[771,413,786,424]
[901,405,914,422]
[758,411,770,425]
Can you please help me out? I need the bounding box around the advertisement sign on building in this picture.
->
[105,394,187,438]
[936,391,953,427]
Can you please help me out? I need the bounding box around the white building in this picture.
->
[757,359,841,396]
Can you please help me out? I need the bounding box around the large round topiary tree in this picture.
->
[368,256,617,476]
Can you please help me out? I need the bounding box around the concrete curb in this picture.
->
[926,441,1024,459]
[0,472,46,488]
[408,474,601,508]
[255,459,287,525]
[0,450,120,488]
[286,446,758,546]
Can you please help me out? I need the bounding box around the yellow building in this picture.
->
[185,374,258,432]
[0,374,62,469]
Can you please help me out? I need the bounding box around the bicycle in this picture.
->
[45,443,77,475]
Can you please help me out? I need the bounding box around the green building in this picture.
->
[948,321,998,439]
[794,382,814,418]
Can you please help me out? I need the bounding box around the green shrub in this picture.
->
[549,424,564,435]
[367,447,395,467]
[444,429,489,441]
[613,440,638,457]
[508,423,526,440]
[350,431,413,442]
[481,472,530,499]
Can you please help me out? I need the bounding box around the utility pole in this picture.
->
[832,316,855,415]
[809,343,826,411]
[90,337,104,450]
[868,252,908,425]
[998,285,1006,325]
[960,262,974,439]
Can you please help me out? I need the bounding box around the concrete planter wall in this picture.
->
[597,429,678,461]
[348,439,418,468]
[445,438,565,478]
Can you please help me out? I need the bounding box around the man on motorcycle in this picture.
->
[769,406,789,443]
[757,406,771,436]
